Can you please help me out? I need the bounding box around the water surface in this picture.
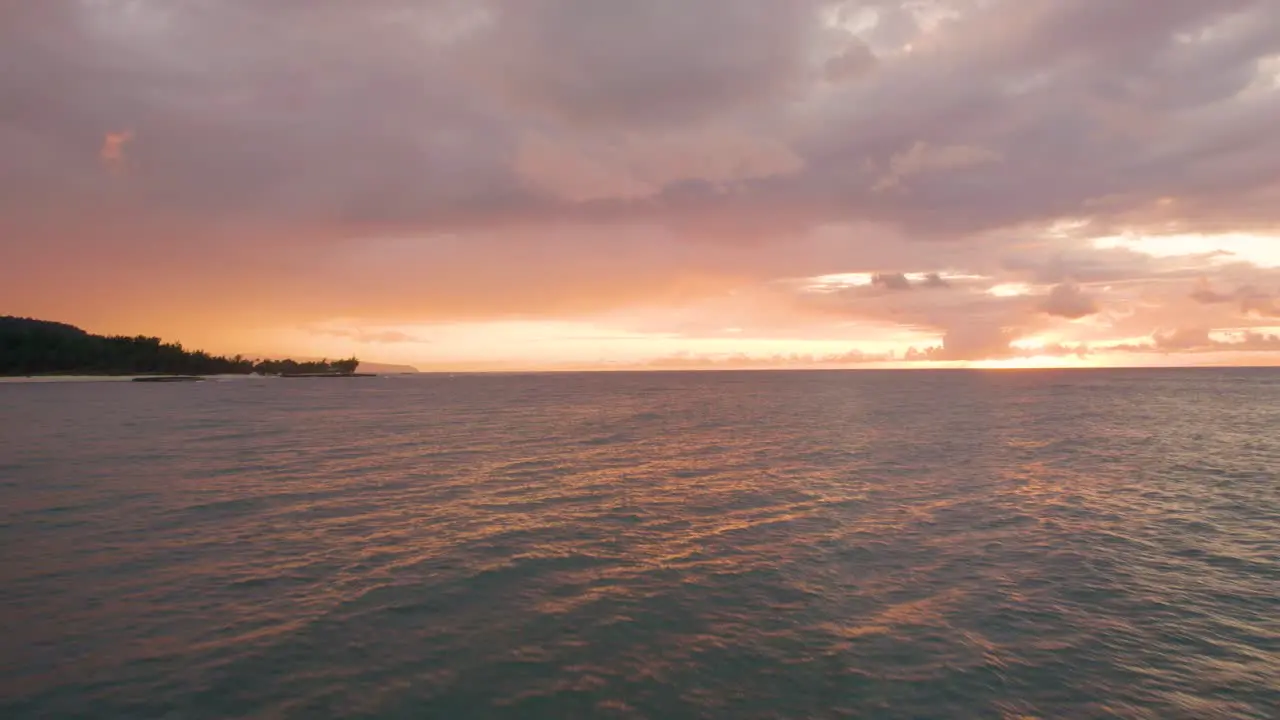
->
[2,370,1278,718]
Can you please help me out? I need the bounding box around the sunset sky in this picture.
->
[4,1,1280,370]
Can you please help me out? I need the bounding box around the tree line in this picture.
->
[0,316,359,376]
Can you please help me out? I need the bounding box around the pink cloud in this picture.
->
[4,1,1280,365]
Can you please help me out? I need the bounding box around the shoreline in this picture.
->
[0,371,379,379]
[0,372,385,384]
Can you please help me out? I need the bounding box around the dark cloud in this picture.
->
[1150,328,1280,353]
[872,272,913,291]
[484,0,829,127]
[1040,283,1099,319]
[6,0,1279,236]
[921,272,952,289]
[1188,281,1280,317]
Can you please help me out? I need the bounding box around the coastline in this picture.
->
[0,372,384,384]
[0,373,266,384]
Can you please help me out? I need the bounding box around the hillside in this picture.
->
[0,317,359,376]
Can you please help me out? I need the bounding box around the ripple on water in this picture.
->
[1,369,1279,719]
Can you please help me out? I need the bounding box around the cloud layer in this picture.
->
[3,1,1280,365]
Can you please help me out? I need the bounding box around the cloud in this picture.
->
[483,0,829,128]
[872,142,1002,193]
[1040,283,1099,319]
[1187,279,1280,317]
[1154,327,1215,352]
[921,272,952,289]
[940,324,1014,361]
[871,272,913,291]
[1190,279,1236,304]
[1241,289,1280,317]
[823,39,878,83]
[514,126,804,202]
[3,1,1280,365]
[7,0,1276,236]
[1149,327,1280,353]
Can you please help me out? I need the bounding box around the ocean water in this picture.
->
[1,369,1277,719]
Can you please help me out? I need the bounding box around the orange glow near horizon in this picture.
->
[6,3,1280,374]
[14,225,1280,373]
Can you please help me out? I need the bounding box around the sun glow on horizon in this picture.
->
[967,354,1100,370]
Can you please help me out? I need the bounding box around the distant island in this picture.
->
[0,316,361,377]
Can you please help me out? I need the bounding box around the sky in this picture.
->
[3,0,1280,370]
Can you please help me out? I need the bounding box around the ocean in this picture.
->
[1,370,1277,719]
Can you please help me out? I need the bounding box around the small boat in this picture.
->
[132,375,204,383]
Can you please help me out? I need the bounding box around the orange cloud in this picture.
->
[4,2,1280,368]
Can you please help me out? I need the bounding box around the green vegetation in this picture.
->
[0,316,359,376]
